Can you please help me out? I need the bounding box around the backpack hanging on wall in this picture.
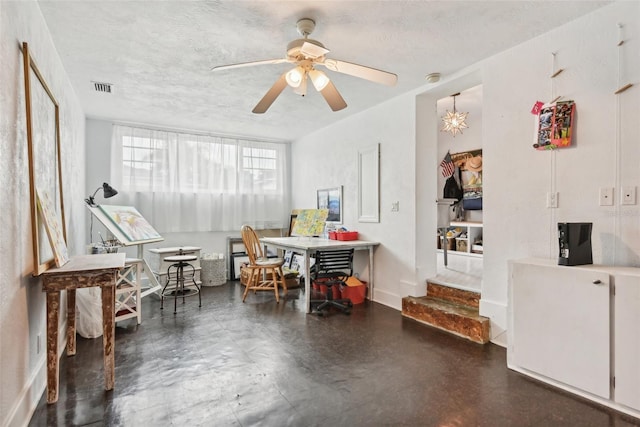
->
[443,169,463,201]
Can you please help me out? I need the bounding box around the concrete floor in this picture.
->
[29,283,640,426]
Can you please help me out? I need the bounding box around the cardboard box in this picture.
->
[456,238,468,252]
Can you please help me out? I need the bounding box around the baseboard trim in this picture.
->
[480,298,507,347]
[4,321,67,427]
[372,288,402,310]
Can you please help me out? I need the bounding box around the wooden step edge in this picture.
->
[402,297,490,344]
[426,282,480,308]
[402,296,486,321]
[402,312,490,344]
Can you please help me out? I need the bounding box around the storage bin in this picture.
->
[313,278,342,299]
[328,231,338,240]
[339,276,366,304]
[336,231,358,241]
[200,255,226,286]
[455,238,468,252]
[341,279,367,304]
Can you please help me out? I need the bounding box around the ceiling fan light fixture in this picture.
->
[293,73,308,96]
[309,69,330,91]
[285,66,304,88]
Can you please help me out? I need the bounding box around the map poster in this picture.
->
[291,209,329,236]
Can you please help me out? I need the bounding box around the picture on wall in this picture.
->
[22,42,66,275]
[451,149,483,211]
[317,186,343,224]
[534,100,575,150]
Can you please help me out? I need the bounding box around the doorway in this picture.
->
[435,84,483,292]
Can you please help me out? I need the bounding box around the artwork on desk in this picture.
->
[98,205,162,243]
[317,186,343,224]
[283,250,294,268]
[36,188,69,267]
[289,254,315,278]
[291,209,329,236]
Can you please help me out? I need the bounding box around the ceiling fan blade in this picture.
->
[212,58,289,72]
[320,59,397,86]
[318,80,347,112]
[252,73,288,114]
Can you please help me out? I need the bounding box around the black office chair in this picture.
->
[311,249,354,316]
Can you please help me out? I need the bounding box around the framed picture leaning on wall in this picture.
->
[22,42,66,275]
[317,186,343,224]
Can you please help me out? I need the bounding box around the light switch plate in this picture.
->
[599,187,614,206]
[622,186,637,205]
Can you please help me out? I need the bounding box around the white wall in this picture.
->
[291,2,640,345]
[292,95,419,308]
[0,3,86,426]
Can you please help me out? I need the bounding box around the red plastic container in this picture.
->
[336,231,358,241]
[341,281,367,304]
[328,231,338,240]
[313,278,342,299]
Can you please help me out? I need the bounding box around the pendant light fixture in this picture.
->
[441,92,468,137]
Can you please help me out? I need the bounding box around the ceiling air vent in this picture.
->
[92,81,113,93]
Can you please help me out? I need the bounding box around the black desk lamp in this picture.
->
[85,182,118,206]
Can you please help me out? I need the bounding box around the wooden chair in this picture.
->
[240,225,287,303]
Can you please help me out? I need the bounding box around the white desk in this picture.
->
[261,237,379,312]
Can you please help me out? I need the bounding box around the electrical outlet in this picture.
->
[546,192,558,208]
[599,187,614,206]
[391,201,399,212]
[621,186,637,205]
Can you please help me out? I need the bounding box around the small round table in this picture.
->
[160,254,201,313]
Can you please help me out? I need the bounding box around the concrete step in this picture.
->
[401,295,490,344]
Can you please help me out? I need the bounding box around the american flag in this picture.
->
[440,151,455,177]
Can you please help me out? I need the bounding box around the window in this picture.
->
[111,125,290,232]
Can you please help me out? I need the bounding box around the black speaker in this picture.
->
[558,222,593,266]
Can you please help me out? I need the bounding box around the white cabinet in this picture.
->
[508,258,640,419]
[614,273,640,411]
[438,221,483,255]
[146,246,202,287]
[509,259,610,398]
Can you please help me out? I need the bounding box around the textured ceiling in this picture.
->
[37,1,610,141]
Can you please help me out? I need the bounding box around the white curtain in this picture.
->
[110,125,290,232]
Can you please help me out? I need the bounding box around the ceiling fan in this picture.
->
[212,18,398,114]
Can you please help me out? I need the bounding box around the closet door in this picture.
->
[510,261,610,398]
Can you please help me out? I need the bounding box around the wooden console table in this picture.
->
[41,253,125,403]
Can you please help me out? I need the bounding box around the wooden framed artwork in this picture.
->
[97,205,162,243]
[36,188,69,267]
[22,42,66,275]
[317,186,343,224]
